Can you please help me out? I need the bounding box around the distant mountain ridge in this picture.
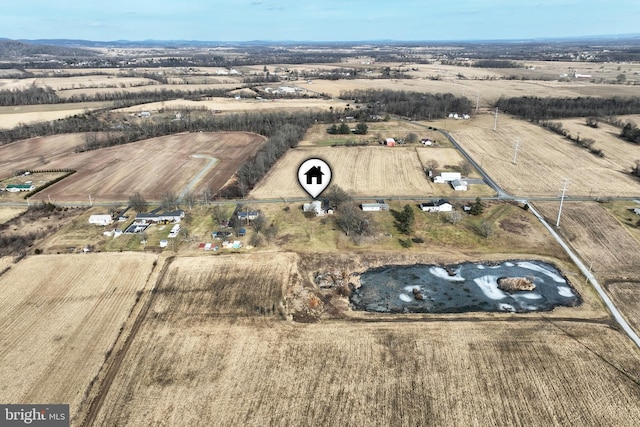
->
[0,39,97,58]
[4,34,640,49]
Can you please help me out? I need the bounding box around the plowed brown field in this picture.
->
[1,132,265,202]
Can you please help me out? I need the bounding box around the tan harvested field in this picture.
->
[608,282,640,333]
[55,83,242,99]
[251,145,492,199]
[449,113,640,197]
[305,77,640,106]
[4,76,160,91]
[0,102,114,129]
[1,132,265,202]
[533,201,640,280]
[116,97,340,115]
[77,252,640,426]
[557,117,640,169]
[92,319,640,426]
[0,206,26,223]
[250,146,434,198]
[0,252,159,422]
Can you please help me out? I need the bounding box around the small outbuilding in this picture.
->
[634,207,640,215]
[385,138,396,147]
[450,179,468,191]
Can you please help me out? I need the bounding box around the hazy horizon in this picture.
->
[1,1,637,43]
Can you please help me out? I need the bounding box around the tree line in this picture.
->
[0,85,232,106]
[340,89,473,120]
[495,96,640,121]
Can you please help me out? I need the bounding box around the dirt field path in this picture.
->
[178,154,218,200]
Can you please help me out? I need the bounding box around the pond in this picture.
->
[349,260,581,313]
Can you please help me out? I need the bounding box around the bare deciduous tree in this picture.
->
[129,192,148,213]
[447,210,462,224]
[183,192,197,210]
[161,191,180,211]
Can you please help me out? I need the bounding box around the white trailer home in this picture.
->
[89,214,114,226]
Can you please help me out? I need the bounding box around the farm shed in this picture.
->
[89,214,114,226]
[420,200,453,213]
[433,172,461,183]
[385,138,396,147]
[450,179,468,191]
[361,200,390,212]
[5,184,35,192]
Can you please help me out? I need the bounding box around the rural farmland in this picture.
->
[1,132,265,202]
[81,253,640,427]
[450,113,640,197]
[0,253,159,424]
[1,34,640,427]
[252,146,440,198]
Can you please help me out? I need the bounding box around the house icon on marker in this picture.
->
[304,165,324,185]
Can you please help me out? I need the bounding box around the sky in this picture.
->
[1,1,638,42]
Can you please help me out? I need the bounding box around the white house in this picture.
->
[634,207,640,215]
[420,200,453,213]
[421,139,433,146]
[303,200,326,216]
[89,214,114,226]
[450,179,468,191]
[433,172,462,183]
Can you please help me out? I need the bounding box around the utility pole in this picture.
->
[493,107,498,131]
[512,137,520,164]
[556,179,568,227]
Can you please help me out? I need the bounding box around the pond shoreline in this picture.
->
[349,259,582,314]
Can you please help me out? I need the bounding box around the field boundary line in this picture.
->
[79,255,175,427]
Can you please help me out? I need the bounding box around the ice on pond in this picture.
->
[499,303,515,312]
[474,275,507,300]
[517,261,565,283]
[511,292,543,300]
[557,286,575,297]
[430,266,465,282]
[351,260,580,314]
[398,293,412,302]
